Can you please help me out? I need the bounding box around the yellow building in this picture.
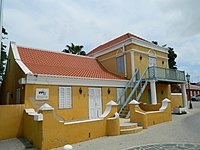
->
[0,33,188,149]
[87,33,188,117]
[0,41,128,121]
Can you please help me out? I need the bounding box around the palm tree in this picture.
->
[62,43,86,56]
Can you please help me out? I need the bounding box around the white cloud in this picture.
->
[2,0,200,82]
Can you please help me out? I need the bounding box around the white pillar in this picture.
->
[150,80,157,104]
[123,44,127,78]
[130,50,135,77]
[181,83,188,109]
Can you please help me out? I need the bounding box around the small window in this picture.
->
[59,87,72,109]
[116,56,125,73]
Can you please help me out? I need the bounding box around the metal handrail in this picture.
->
[148,66,185,81]
[119,67,148,115]
[117,69,139,104]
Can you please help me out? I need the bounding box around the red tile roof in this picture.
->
[186,84,200,90]
[87,33,150,56]
[17,46,125,80]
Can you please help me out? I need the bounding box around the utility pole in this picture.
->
[0,0,4,63]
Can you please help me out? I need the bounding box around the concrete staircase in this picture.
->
[120,119,143,135]
[119,106,129,118]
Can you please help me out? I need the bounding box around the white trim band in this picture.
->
[20,74,128,87]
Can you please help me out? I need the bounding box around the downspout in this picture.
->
[123,44,127,78]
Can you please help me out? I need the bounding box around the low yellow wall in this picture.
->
[23,112,42,149]
[0,104,25,140]
[41,103,119,149]
[171,93,183,110]
[139,103,161,111]
[130,100,172,129]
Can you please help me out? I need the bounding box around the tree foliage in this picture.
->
[168,47,177,69]
[0,27,8,82]
[62,43,86,56]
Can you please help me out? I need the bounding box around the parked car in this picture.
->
[191,94,200,101]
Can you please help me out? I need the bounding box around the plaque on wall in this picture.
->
[35,88,49,100]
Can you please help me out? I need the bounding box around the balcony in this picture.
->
[148,66,185,83]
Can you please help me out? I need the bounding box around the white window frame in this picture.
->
[58,86,72,109]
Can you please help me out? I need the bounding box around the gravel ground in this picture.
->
[1,102,200,150]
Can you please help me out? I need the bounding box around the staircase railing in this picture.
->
[118,68,149,117]
[117,69,139,105]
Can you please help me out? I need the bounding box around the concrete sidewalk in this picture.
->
[1,102,200,150]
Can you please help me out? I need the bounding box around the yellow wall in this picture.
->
[171,93,183,110]
[97,43,169,80]
[0,104,25,140]
[156,83,171,103]
[39,101,119,149]
[0,47,26,104]
[23,112,42,149]
[130,100,172,129]
[25,85,117,121]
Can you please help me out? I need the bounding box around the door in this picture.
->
[117,88,125,105]
[88,88,102,119]
[148,56,157,78]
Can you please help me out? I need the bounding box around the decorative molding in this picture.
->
[23,74,128,87]
[129,99,140,105]
[10,41,32,74]
[106,100,118,106]
[90,37,168,58]
[39,103,54,111]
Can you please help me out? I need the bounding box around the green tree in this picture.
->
[168,47,177,69]
[62,43,86,56]
[0,27,8,82]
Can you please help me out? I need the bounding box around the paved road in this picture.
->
[70,102,200,150]
[1,102,200,150]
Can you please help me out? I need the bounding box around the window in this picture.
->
[116,56,125,73]
[59,87,72,109]
[16,88,21,104]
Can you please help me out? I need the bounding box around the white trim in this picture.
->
[89,37,168,58]
[99,49,168,63]
[171,93,182,96]
[130,50,135,76]
[23,74,128,87]
[10,41,32,74]
[123,44,127,78]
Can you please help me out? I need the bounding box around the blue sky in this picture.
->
[2,0,200,82]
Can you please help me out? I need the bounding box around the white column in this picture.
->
[181,83,188,109]
[130,50,135,77]
[150,80,157,104]
[122,45,128,78]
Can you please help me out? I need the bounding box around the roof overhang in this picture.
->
[19,74,129,87]
[89,37,168,58]
[10,41,33,74]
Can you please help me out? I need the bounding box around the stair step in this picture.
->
[119,114,127,118]
[120,122,138,130]
[120,126,143,135]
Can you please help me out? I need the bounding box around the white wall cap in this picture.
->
[25,109,35,113]
[34,113,43,121]
[106,100,118,106]
[162,98,171,103]
[129,99,140,105]
[63,144,73,150]
[39,103,54,111]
